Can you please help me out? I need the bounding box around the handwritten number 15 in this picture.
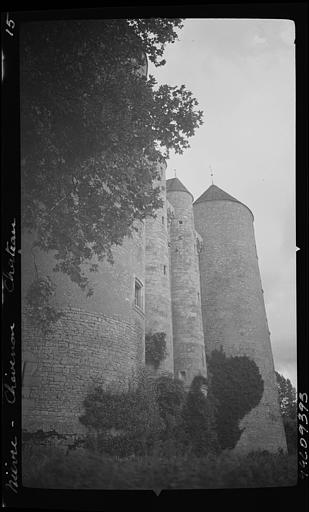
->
[6,13,15,37]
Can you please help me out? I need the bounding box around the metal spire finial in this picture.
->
[209,165,214,185]
[174,169,177,178]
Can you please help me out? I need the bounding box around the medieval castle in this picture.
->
[22,158,287,454]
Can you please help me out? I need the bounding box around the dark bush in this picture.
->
[79,387,126,431]
[182,375,219,456]
[208,349,264,450]
[155,375,186,433]
[79,369,163,456]
[79,372,193,457]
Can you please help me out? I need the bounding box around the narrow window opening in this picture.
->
[179,370,186,380]
[162,216,165,225]
[22,361,27,385]
[163,265,167,275]
[134,278,143,310]
[179,220,183,225]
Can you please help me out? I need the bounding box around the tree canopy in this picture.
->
[275,371,296,419]
[275,371,297,453]
[21,19,203,294]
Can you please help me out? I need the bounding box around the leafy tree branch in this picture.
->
[21,19,203,293]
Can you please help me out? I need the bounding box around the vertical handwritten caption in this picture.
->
[298,392,309,480]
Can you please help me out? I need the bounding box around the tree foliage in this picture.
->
[275,371,297,453]
[182,375,219,455]
[79,372,163,453]
[21,19,203,294]
[275,371,296,419]
[25,276,64,334]
[155,375,186,433]
[207,349,264,450]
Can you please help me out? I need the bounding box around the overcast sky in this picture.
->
[149,19,296,387]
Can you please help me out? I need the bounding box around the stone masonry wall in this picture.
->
[21,222,146,435]
[194,199,287,453]
[22,307,144,435]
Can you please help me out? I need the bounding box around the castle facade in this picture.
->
[22,159,287,453]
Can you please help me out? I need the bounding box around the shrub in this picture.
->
[79,387,125,432]
[207,349,264,450]
[155,375,186,433]
[79,369,164,456]
[182,375,219,456]
[79,371,196,457]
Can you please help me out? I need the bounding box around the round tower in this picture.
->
[167,177,206,387]
[145,160,174,374]
[21,223,146,436]
[193,184,287,453]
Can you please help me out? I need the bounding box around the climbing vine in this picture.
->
[145,332,167,369]
[167,207,175,227]
[25,276,64,334]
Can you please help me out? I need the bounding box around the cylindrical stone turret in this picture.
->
[145,160,174,374]
[193,184,287,453]
[21,223,146,436]
[167,177,206,387]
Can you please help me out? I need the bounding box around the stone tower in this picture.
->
[193,184,287,453]
[145,160,174,374]
[167,177,207,387]
[21,223,146,435]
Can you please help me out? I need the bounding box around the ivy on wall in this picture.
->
[145,332,167,369]
[25,276,64,334]
[167,207,175,227]
[207,348,264,450]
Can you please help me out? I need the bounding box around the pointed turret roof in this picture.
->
[194,184,253,219]
[166,177,194,200]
